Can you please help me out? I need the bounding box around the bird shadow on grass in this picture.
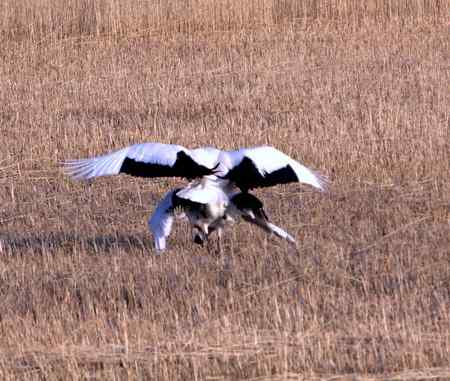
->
[0,231,154,257]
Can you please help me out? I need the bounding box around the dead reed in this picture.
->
[0,0,448,379]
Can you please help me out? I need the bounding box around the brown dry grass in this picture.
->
[0,1,449,379]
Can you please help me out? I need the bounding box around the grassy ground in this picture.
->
[0,1,448,379]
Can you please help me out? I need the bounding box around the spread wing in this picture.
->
[221,146,328,191]
[63,143,220,181]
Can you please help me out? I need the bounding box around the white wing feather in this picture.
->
[190,147,221,169]
[148,190,176,252]
[126,143,185,165]
[64,146,131,180]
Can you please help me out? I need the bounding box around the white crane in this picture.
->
[64,143,328,252]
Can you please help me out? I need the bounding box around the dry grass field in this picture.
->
[0,0,449,379]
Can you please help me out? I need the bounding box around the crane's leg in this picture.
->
[242,210,296,245]
[207,220,226,255]
[231,192,297,247]
[193,219,227,254]
[216,227,223,254]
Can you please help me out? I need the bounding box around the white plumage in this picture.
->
[148,189,177,251]
[64,143,328,252]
